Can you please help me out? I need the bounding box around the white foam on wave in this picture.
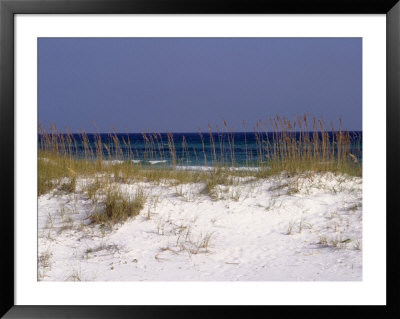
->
[149,160,168,165]
[103,159,141,165]
[102,159,264,171]
[175,166,214,171]
[175,165,262,172]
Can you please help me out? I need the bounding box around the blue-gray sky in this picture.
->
[38,38,362,132]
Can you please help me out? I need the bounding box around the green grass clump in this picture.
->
[201,168,235,198]
[38,157,68,195]
[85,178,103,200]
[91,187,146,225]
[59,177,76,193]
[38,173,56,196]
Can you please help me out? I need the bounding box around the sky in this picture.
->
[38,38,362,133]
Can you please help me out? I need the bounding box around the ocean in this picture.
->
[38,131,362,168]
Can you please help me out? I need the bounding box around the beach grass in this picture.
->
[90,186,147,225]
[38,115,361,223]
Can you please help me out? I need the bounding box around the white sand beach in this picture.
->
[38,172,362,281]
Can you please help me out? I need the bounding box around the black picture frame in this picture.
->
[1,0,399,318]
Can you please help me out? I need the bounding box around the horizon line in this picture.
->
[38,130,363,135]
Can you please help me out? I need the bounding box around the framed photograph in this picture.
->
[1,0,399,317]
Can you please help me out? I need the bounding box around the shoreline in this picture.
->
[101,159,263,171]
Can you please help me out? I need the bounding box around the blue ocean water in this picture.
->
[38,132,362,167]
